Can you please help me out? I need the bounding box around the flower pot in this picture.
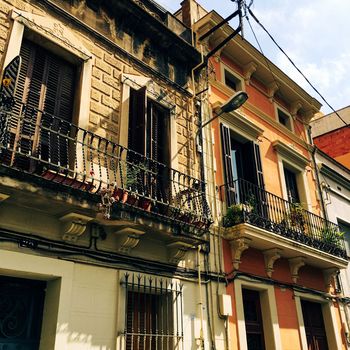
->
[139,197,152,211]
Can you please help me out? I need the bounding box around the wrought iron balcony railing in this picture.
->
[0,98,212,234]
[221,178,347,259]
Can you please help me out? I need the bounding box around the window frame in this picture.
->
[221,64,244,92]
[275,104,294,132]
[294,291,342,350]
[118,273,184,350]
[120,73,177,170]
[3,10,92,130]
[234,279,282,350]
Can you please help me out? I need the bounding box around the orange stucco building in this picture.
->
[178,1,349,349]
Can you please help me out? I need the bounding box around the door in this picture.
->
[284,167,300,203]
[301,300,328,350]
[0,276,46,350]
[242,289,265,350]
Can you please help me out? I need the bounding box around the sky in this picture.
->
[157,0,350,114]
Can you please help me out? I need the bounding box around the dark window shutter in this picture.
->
[128,86,146,155]
[253,142,264,189]
[10,39,76,168]
[220,123,235,206]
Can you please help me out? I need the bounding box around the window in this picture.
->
[242,289,266,350]
[338,220,350,257]
[6,39,77,170]
[277,108,292,131]
[0,275,46,349]
[124,274,183,350]
[224,69,242,91]
[128,87,170,166]
[301,300,329,350]
[284,166,300,203]
[221,124,264,206]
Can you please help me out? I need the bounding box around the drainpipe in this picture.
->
[307,125,328,220]
[197,245,205,349]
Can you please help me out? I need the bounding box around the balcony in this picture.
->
[221,178,347,268]
[0,97,212,240]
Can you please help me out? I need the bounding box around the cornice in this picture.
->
[195,11,322,117]
[272,140,310,168]
[319,164,350,191]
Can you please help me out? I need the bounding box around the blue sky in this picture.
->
[157,0,350,114]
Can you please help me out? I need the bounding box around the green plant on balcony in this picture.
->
[320,226,344,248]
[222,204,244,227]
[288,203,306,231]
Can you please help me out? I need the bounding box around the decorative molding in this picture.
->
[230,237,251,270]
[290,100,303,117]
[114,228,145,254]
[273,140,310,168]
[323,268,339,292]
[267,81,279,100]
[11,10,92,60]
[301,107,318,124]
[243,61,258,85]
[59,213,94,242]
[212,101,264,140]
[289,257,306,283]
[0,193,9,202]
[167,241,193,264]
[263,248,282,278]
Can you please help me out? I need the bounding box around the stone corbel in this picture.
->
[323,268,339,292]
[114,228,145,254]
[263,248,282,278]
[167,241,193,264]
[267,81,279,101]
[59,213,94,242]
[230,237,251,270]
[303,109,319,124]
[243,61,257,85]
[289,257,306,283]
[290,100,302,118]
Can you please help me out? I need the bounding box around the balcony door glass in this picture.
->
[284,167,300,203]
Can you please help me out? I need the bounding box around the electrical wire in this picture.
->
[247,8,348,127]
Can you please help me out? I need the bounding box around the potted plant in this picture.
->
[288,203,306,231]
[320,226,344,248]
[222,204,244,227]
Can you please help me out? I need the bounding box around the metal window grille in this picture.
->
[122,273,183,350]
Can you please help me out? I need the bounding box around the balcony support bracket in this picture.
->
[289,257,306,283]
[263,248,283,278]
[114,228,145,254]
[323,267,339,292]
[167,241,194,264]
[60,213,94,242]
[230,237,251,270]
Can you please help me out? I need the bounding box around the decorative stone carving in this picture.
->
[263,248,282,278]
[59,213,94,242]
[230,237,251,270]
[167,241,193,264]
[290,100,302,117]
[114,228,145,254]
[267,81,279,100]
[243,61,258,85]
[288,257,306,283]
[323,268,339,292]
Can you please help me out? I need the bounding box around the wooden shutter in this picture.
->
[220,123,236,206]
[128,86,147,155]
[253,142,264,189]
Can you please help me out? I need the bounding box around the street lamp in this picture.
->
[199,90,249,132]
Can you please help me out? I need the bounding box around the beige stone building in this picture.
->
[0,0,229,349]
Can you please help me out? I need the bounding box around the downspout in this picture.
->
[197,245,205,349]
[307,125,328,220]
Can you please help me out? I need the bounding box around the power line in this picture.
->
[247,8,348,127]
